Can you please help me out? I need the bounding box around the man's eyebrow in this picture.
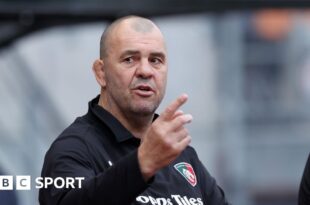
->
[119,50,166,61]
[120,50,140,58]
[150,52,166,60]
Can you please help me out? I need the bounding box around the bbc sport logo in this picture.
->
[0,175,85,190]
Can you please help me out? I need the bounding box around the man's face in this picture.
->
[103,22,167,117]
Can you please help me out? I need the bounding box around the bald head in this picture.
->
[100,16,162,59]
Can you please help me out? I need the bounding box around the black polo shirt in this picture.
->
[39,95,229,205]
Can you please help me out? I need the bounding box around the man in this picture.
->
[299,154,310,205]
[39,15,229,205]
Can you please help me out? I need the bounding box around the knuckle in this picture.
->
[157,126,166,137]
[152,123,164,134]
[162,138,173,149]
[165,106,173,115]
[183,128,189,136]
[187,135,192,144]
[172,139,183,151]
[178,115,187,124]
[171,143,179,152]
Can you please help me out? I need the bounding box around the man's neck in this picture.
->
[123,115,152,139]
[98,94,153,139]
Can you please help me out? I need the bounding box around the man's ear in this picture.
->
[92,59,106,88]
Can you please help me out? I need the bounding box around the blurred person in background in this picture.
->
[299,154,310,205]
[39,15,229,205]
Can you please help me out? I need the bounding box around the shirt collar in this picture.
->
[88,95,158,143]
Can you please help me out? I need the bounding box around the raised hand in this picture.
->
[138,94,193,181]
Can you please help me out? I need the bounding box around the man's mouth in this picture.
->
[137,85,152,91]
[133,84,155,97]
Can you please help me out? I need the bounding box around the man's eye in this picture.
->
[124,57,134,64]
[150,58,162,64]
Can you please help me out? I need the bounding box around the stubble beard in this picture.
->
[129,98,160,117]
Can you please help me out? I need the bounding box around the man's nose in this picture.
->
[136,59,154,79]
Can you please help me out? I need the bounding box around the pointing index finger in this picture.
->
[161,94,188,120]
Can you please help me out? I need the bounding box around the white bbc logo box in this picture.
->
[0,176,13,190]
[0,175,31,190]
[16,175,31,190]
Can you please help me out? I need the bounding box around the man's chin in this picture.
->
[130,103,158,116]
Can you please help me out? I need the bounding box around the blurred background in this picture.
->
[1,1,310,205]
